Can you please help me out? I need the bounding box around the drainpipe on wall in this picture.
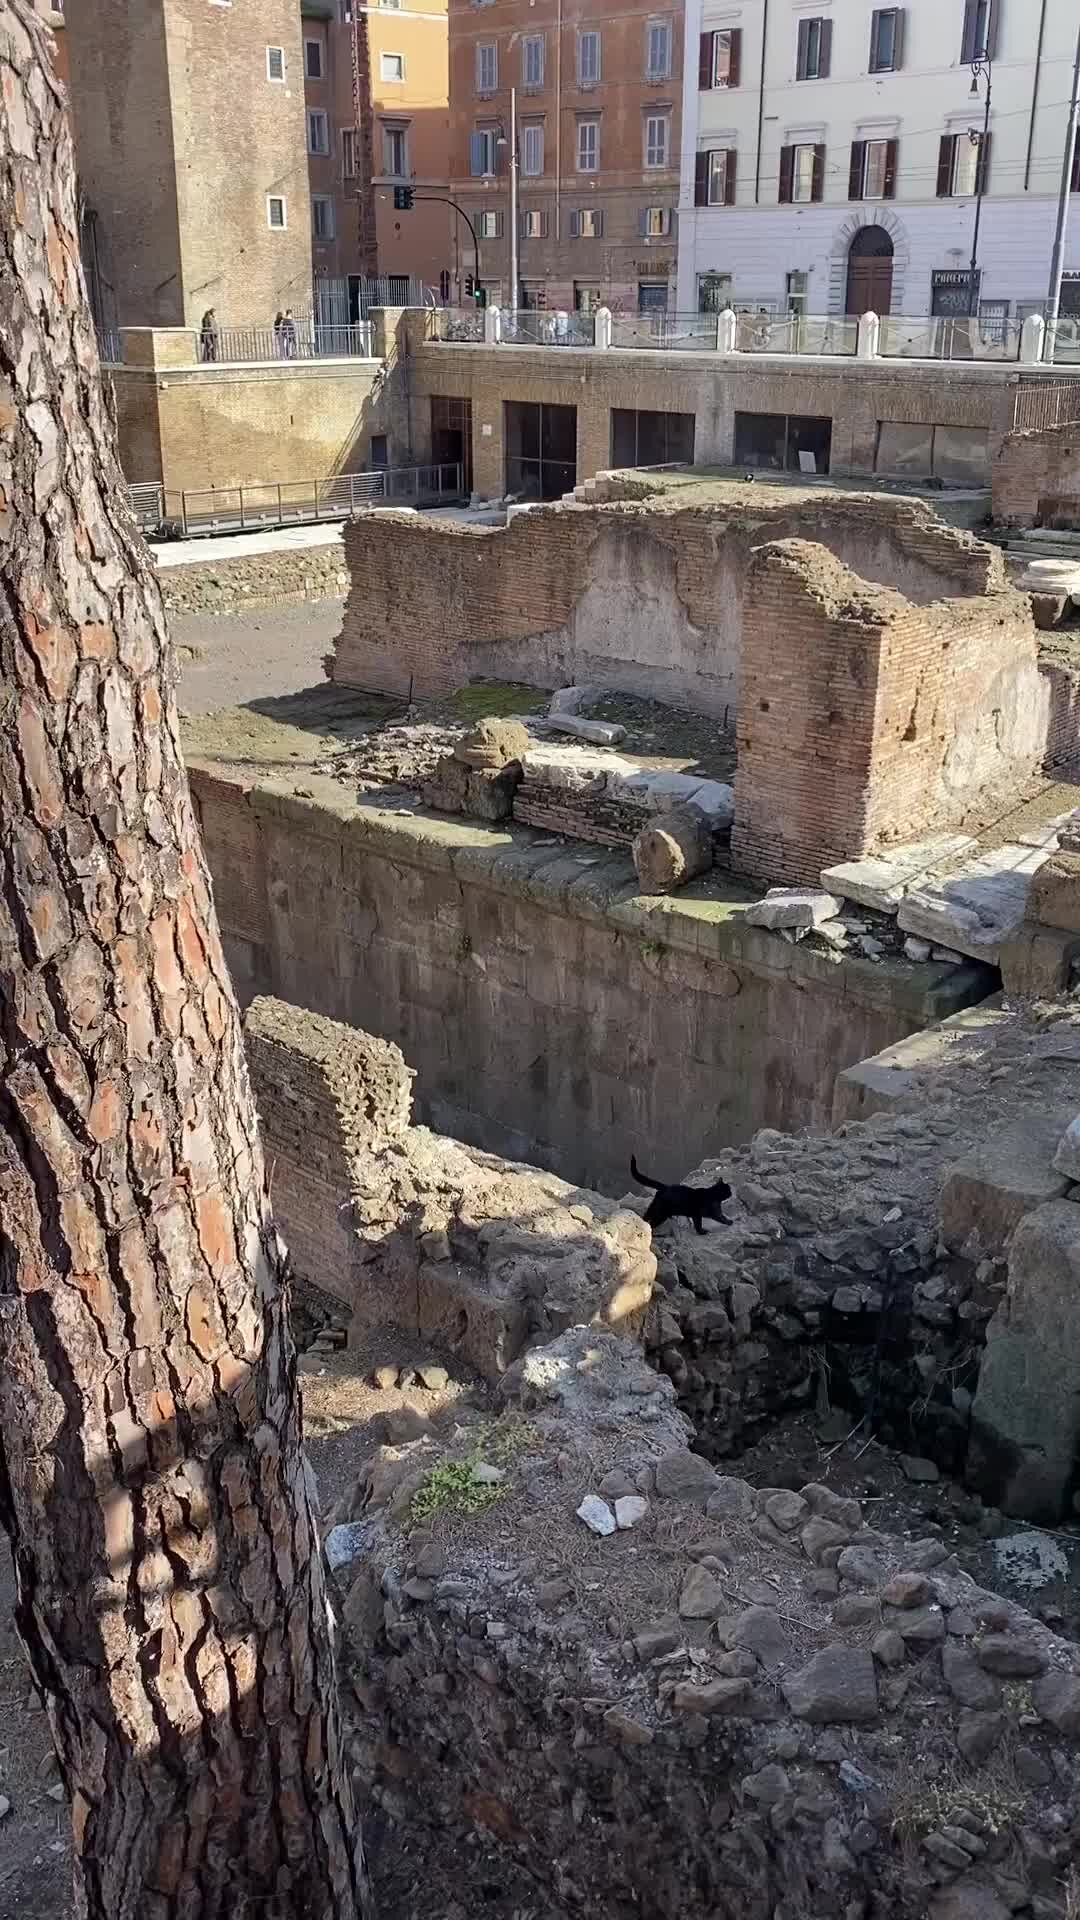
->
[555,0,562,259]
[1023,0,1048,193]
[754,0,769,205]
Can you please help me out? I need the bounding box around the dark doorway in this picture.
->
[734,410,832,475]
[610,408,695,468]
[430,395,473,493]
[845,225,894,316]
[505,401,577,500]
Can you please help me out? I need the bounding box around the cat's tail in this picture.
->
[630,1155,661,1190]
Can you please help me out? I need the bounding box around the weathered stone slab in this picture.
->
[743,888,842,931]
[822,835,975,913]
[940,1112,1073,1256]
[1027,850,1080,933]
[897,852,1039,962]
[521,746,636,792]
[970,1199,1080,1519]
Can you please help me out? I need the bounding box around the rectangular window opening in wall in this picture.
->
[342,128,358,177]
[476,42,497,93]
[522,123,544,175]
[638,279,668,313]
[610,407,695,468]
[779,142,824,204]
[645,115,669,169]
[645,17,672,80]
[520,208,548,238]
[308,109,330,155]
[695,148,736,206]
[575,283,601,311]
[577,120,599,171]
[937,130,987,198]
[961,0,997,63]
[430,395,473,493]
[312,195,335,241]
[522,34,545,89]
[478,209,503,238]
[383,125,408,175]
[869,8,903,73]
[641,205,673,237]
[305,37,324,80]
[796,16,831,81]
[470,126,498,176]
[577,30,601,86]
[267,196,287,229]
[787,270,808,314]
[698,271,732,312]
[734,410,832,474]
[570,208,603,238]
[699,27,741,88]
[850,137,897,200]
[875,421,988,484]
[520,281,547,309]
[505,399,577,500]
[380,52,405,82]
[266,45,285,82]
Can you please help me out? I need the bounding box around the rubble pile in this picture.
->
[513,745,734,854]
[332,1327,1080,1920]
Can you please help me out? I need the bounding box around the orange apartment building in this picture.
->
[302,0,450,313]
[447,0,683,312]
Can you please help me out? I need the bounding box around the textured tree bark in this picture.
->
[0,9,367,1916]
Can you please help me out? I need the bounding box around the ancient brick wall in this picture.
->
[732,541,1046,889]
[330,486,1004,717]
[993,421,1080,528]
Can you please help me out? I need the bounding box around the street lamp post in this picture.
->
[966,53,992,319]
[496,88,520,313]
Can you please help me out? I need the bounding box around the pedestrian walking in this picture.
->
[281,308,298,358]
[199,307,219,362]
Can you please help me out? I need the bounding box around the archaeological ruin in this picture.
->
[172,467,1080,1917]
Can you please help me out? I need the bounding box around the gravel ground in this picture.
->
[174,597,344,714]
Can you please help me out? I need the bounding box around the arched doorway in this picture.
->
[846,225,894,317]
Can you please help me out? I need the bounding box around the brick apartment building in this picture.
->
[447,0,684,312]
[64,0,314,331]
[302,0,450,317]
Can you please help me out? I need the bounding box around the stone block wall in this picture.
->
[993,420,1080,528]
[329,485,1004,719]
[732,541,1046,889]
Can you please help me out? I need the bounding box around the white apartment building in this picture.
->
[676,0,1080,327]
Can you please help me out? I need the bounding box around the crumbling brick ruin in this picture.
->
[993,418,1080,529]
[248,993,1080,1920]
[330,481,1005,718]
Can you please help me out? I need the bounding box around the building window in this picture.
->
[645,18,672,80]
[266,45,285,82]
[795,16,831,81]
[570,208,603,237]
[640,205,672,236]
[469,126,498,175]
[522,123,544,175]
[577,29,600,86]
[869,8,904,73]
[694,148,737,206]
[305,37,324,79]
[937,129,988,197]
[522,34,545,89]
[576,120,599,171]
[850,137,897,200]
[380,52,405,82]
[698,271,732,311]
[698,27,741,89]
[638,280,668,313]
[383,124,408,175]
[477,209,503,238]
[961,0,997,63]
[267,196,287,229]
[476,42,497,93]
[520,208,548,237]
[308,109,330,154]
[611,407,695,468]
[644,114,669,169]
[342,128,358,176]
[575,283,602,312]
[312,195,335,240]
[778,142,824,204]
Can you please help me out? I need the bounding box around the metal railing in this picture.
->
[501,309,596,346]
[439,308,485,343]
[96,327,122,365]
[140,464,464,539]
[1011,380,1080,435]
[612,311,718,351]
[877,314,1022,363]
[199,319,374,364]
[735,312,857,356]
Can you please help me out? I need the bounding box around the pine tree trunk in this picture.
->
[0,9,367,1916]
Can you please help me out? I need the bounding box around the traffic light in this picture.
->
[474,286,487,308]
[464,274,474,298]
[393,186,415,210]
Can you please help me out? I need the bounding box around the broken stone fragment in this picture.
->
[743,888,843,931]
[373,1364,400,1390]
[576,1494,616,1536]
[453,716,531,768]
[615,1495,648,1530]
[1031,1667,1080,1736]
[975,1634,1046,1677]
[679,1564,726,1619]
[654,1449,719,1502]
[781,1647,878,1725]
[671,1676,754,1715]
[632,804,713,895]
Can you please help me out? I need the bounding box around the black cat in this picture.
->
[630,1156,732,1235]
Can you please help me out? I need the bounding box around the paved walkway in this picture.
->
[151,522,345,570]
